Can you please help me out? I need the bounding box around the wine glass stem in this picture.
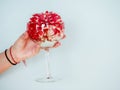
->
[45,51,51,79]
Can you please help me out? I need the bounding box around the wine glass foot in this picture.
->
[36,76,61,83]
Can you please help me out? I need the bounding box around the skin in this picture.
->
[0,32,61,74]
[0,32,41,73]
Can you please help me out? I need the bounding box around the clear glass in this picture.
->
[36,42,60,83]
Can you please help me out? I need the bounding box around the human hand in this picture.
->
[11,32,41,62]
[41,41,61,52]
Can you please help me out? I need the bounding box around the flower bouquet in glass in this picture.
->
[27,11,65,82]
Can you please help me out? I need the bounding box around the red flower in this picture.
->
[27,11,65,42]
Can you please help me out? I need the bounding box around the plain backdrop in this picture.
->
[0,0,120,90]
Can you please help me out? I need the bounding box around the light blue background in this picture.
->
[0,0,120,90]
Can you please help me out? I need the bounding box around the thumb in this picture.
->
[16,32,29,43]
[20,32,29,41]
[13,32,29,48]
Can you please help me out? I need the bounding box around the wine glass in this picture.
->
[36,41,61,82]
[27,11,65,83]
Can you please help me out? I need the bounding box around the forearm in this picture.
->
[0,49,12,74]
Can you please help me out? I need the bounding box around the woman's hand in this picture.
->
[11,32,41,62]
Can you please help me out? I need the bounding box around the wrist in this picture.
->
[8,46,20,63]
[4,49,17,65]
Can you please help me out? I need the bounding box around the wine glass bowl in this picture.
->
[27,11,65,43]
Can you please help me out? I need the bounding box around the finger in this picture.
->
[23,32,29,39]
[40,47,50,51]
[20,32,29,41]
[15,32,29,44]
[34,44,41,54]
[62,34,66,39]
[52,41,61,48]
